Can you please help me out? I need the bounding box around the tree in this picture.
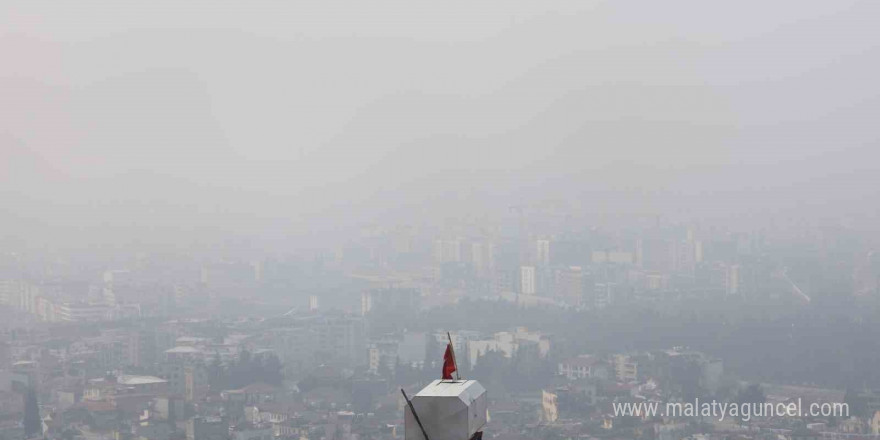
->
[736,383,765,405]
[261,354,284,386]
[208,354,226,390]
[471,350,511,397]
[671,359,705,401]
[844,389,867,418]
[222,351,285,389]
[23,386,41,438]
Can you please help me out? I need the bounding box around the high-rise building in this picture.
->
[127,329,157,368]
[696,262,739,296]
[102,272,115,307]
[613,354,638,382]
[470,241,496,277]
[361,288,420,316]
[674,240,698,275]
[0,279,20,306]
[728,264,740,295]
[556,266,584,307]
[472,242,484,273]
[521,266,536,295]
[593,282,615,309]
[432,238,463,264]
[314,316,366,366]
[184,365,208,402]
[639,238,675,272]
[366,339,398,374]
[361,291,372,316]
[251,261,262,282]
[542,389,559,422]
[491,266,516,294]
[536,239,550,266]
[55,302,111,322]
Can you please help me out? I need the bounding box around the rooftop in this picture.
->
[561,355,602,368]
[415,380,485,400]
[228,382,279,394]
[117,375,168,386]
[175,336,209,344]
[165,346,201,354]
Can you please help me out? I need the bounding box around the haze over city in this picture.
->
[1,1,880,440]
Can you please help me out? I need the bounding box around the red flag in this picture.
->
[442,343,457,380]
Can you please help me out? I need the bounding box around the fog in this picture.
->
[3,0,879,252]
[6,2,880,440]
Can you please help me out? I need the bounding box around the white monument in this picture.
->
[405,380,487,440]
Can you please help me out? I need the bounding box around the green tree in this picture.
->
[263,354,284,386]
[736,383,765,405]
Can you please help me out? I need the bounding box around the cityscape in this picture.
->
[3,1,880,440]
[2,210,880,440]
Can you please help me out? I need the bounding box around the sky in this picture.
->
[2,0,879,249]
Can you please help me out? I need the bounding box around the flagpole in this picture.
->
[401,389,431,440]
[447,332,461,380]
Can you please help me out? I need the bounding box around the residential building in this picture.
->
[613,354,638,383]
[521,266,536,295]
[558,355,607,380]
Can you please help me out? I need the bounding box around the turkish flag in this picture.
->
[442,343,457,380]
